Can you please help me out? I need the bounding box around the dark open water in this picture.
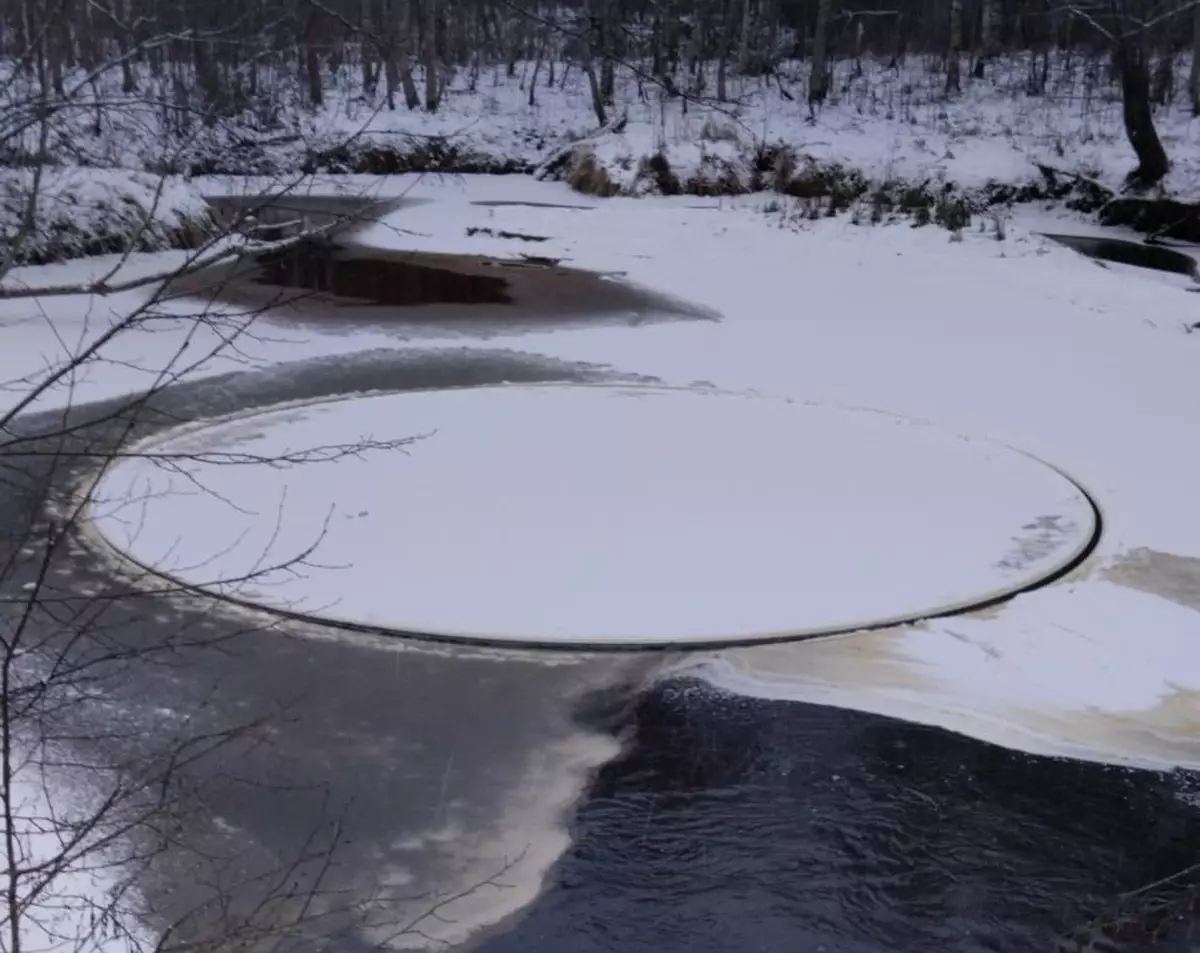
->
[478,679,1200,953]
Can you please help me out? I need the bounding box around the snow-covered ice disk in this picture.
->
[90,384,1097,646]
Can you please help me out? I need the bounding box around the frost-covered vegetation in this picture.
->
[0,167,213,264]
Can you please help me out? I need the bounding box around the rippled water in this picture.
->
[478,679,1200,953]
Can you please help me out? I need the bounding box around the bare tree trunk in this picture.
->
[888,12,905,68]
[945,0,963,94]
[506,17,520,76]
[1152,51,1174,106]
[303,12,324,108]
[398,0,421,109]
[1189,2,1200,115]
[665,4,681,75]
[974,0,1000,78]
[114,0,138,93]
[19,0,35,76]
[737,0,753,71]
[379,0,419,109]
[686,26,705,99]
[580,0,607,125]
[717,0,731,100]
[194,39,227,120]
[599,0,616,104]
[809,0,832,105]
[421,0,439,112]
[529,19,550,106]
[305,45,323,107]
[119,52,137,93]
[48,0,70,99]
[1115,35,1170,186]
[361,0,376,97]
[399,53,421,109]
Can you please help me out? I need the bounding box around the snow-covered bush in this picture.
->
[0,169,215,264]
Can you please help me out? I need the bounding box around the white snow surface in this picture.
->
[5,172,1200,771]
[89,384,1094,645]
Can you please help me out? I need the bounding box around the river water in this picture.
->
[164,232,1200,951]
[7,200,1199,953]
[478,679,1200,953]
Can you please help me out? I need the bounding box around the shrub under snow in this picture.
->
[0,169,215,264]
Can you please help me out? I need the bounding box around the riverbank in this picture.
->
[7,50,1200,264]
[0,168,215,264]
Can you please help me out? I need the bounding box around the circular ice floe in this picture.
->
[89,383,1097,647]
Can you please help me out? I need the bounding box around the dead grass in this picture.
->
[566,151,620,197]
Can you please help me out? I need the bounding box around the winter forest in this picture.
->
[3,0,1200,213]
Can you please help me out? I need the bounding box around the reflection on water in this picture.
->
[168,241,718,338]
[477,681,1200,953]
[254,242,513,306]
[1043,233,1198,280]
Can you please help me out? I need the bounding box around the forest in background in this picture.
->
[0,0,1197,265]
[2,0,1199,183]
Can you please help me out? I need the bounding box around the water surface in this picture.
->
[477,679,1200,953]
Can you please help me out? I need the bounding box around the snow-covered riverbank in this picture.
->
[7,50,1200,265]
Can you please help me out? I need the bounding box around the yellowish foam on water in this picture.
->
[690,549,1200,773]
